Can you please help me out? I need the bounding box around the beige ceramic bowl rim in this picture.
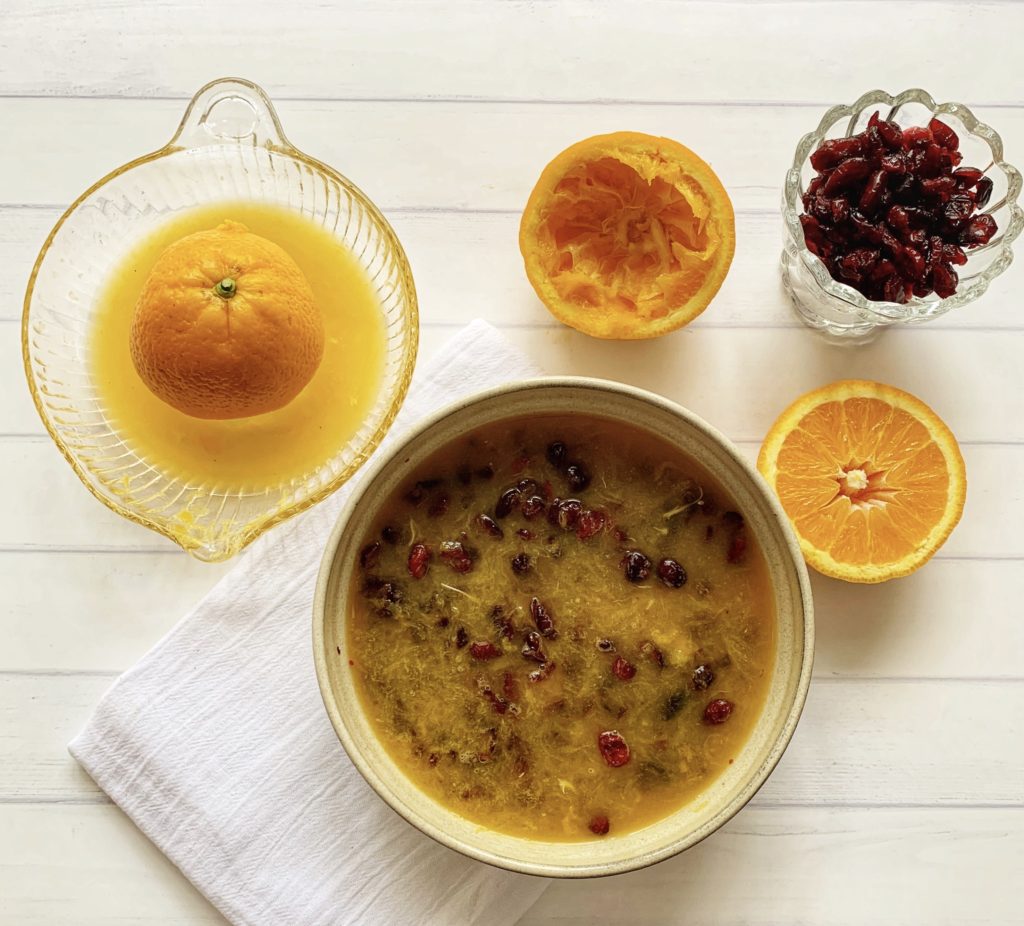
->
[313,376,815,878]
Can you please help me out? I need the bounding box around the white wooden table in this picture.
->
[2,2,1023,923]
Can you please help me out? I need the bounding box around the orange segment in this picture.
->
[519,132,735,339]
[130,220,325,420]
[757,380,966,583]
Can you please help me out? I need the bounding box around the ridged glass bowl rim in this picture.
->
[782,87,1024,322]
[22,77,419,559]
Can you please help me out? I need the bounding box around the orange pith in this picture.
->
[757,380,966,583]
[129,220,325,420]
[519,132,735,339]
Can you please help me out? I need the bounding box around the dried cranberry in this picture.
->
[495,487,521,518]
[622,550,652,583]
[555,498,583,530]
[439,540,474,574]
[953,167,984,187]
[565,462,591,492]
[359,541,381,570]
[521,494,546,519]
[800,214,829,257]
[961,214,997,246]
[470,641,501,660]
[478,681,509,715]
[663,691,687,720]
[858,170,888,215]
[521,630,546,663]
[692,664,715,691]
[943,194,975,224]
[876,119,903,149]
[703,699,734,725]
[475,514,504,538]
[822,157,873,195]
[928,117,959,150]
[406,479,441,506]
[576,509,607,540]
[932,263,959,298]
[408,543,431,579]
[880,152,907,174]
[903,125,933,148]
[491,605,515,640]
[640,641,665,668]
[597,730,631,767]
[546,441,568,468]
[428,493,449,518]
[528,661,556,683]
[974,176,994,209]
[530,596,558,638]
[363,577,402,603]
[809,135,865,171]
[920,176,956,198]
[726,531,747,564]
[511,553,530,575]
[381,525,400,545]
[656,558,687,588]
[882,274,908,304]
[588,815,610,836]
[894,246,927,282]
[944,243,968,266]
[612,657,636,681]
[456,626,468,648]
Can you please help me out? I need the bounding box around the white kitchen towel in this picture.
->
[70,321,551,926]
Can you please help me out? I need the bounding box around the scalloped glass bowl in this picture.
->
[23,78,418,561]
[782,89,1023,341]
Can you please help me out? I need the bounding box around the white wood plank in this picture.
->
[3,98,1024,216]
[10,316,1024,441]
[0,803,227,925]
[2,554,1020,678]
[0,803,1017,925]
[7,207,1022,329]
[4,675,1022,806]
[0,552,229,672]
[0,675,108,802]
[521,807,1024,925]
[0,432,1017,556]
[810,559,1024,680]
[2,1,1023,107]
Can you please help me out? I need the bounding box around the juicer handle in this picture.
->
[170,78,291,150]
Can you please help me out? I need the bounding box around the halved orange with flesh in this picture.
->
[519,132,735,339]
[757,380,966,583]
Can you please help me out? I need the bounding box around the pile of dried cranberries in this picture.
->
[800,112,998,304]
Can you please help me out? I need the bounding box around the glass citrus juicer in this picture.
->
[22,78,418,561]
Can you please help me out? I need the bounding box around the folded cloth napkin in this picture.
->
[70,321,550,926]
